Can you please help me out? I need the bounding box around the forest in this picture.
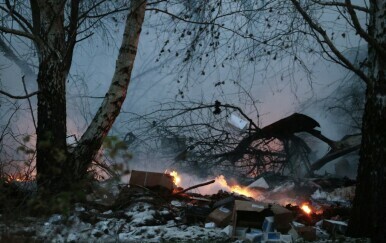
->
[0,0,385,242]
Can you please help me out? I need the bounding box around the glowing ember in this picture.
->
[216,175,257,198]
[170,170,181,186]
[301,204,312,214]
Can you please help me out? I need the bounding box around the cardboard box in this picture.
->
[297,226,316,241]
[207,206,232,227]
[232,200,294,238]
[232,200,272,238]
[270,204,293,233]
[129,170,175,191]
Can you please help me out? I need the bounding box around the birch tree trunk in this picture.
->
[69,0,147,180]
[348,0,386,240]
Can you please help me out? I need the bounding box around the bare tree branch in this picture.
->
[312,0,369,13]
[290,0,371,85]
[344,0,386,57]
[0,26,36,40]
[0,89,39,99]
[22,76,37,130]
[2,0,34,32]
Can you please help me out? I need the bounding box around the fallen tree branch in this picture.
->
[173,179,215,195]
[311,144,361,171]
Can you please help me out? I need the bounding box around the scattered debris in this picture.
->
[0,169,371,242]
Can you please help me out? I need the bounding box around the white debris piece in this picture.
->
[228,113,248,130]
[205,222,216,228]
[248,177,270,189]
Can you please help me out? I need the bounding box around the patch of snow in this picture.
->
[66,232,79,242]
[47,214,63,224]
[102,210,113,215]
[170,200,183,207]
[124,202,156,226]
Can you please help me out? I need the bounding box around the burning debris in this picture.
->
[0,168,370,242]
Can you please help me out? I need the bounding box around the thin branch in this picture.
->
[344,0,386,57]
[0,89,39,99]
[312,0,369,13]
[4,0,34,32]
[172,179,215,195]
[290,0,371,85]
[145,7,271,45]
[0,105,19,143]
[0,26,36,40]
[22,76,37,130]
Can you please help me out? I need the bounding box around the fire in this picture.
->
[170,170,181,186]
[301,203,312,214]
[6,176,28,183]
[216,175,257,198]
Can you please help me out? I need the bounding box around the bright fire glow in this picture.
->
[6,174,28,183]
[301,204,312,214]
[170,170,181,186]
[216,175,256,198]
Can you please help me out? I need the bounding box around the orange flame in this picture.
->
[216,175,257,198]
[301,203,312,214]
[6,174,29,183]
[170,170,181,186]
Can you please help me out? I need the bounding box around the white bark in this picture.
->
[73,0,147,171]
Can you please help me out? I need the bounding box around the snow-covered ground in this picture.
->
[0,201,229,242]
